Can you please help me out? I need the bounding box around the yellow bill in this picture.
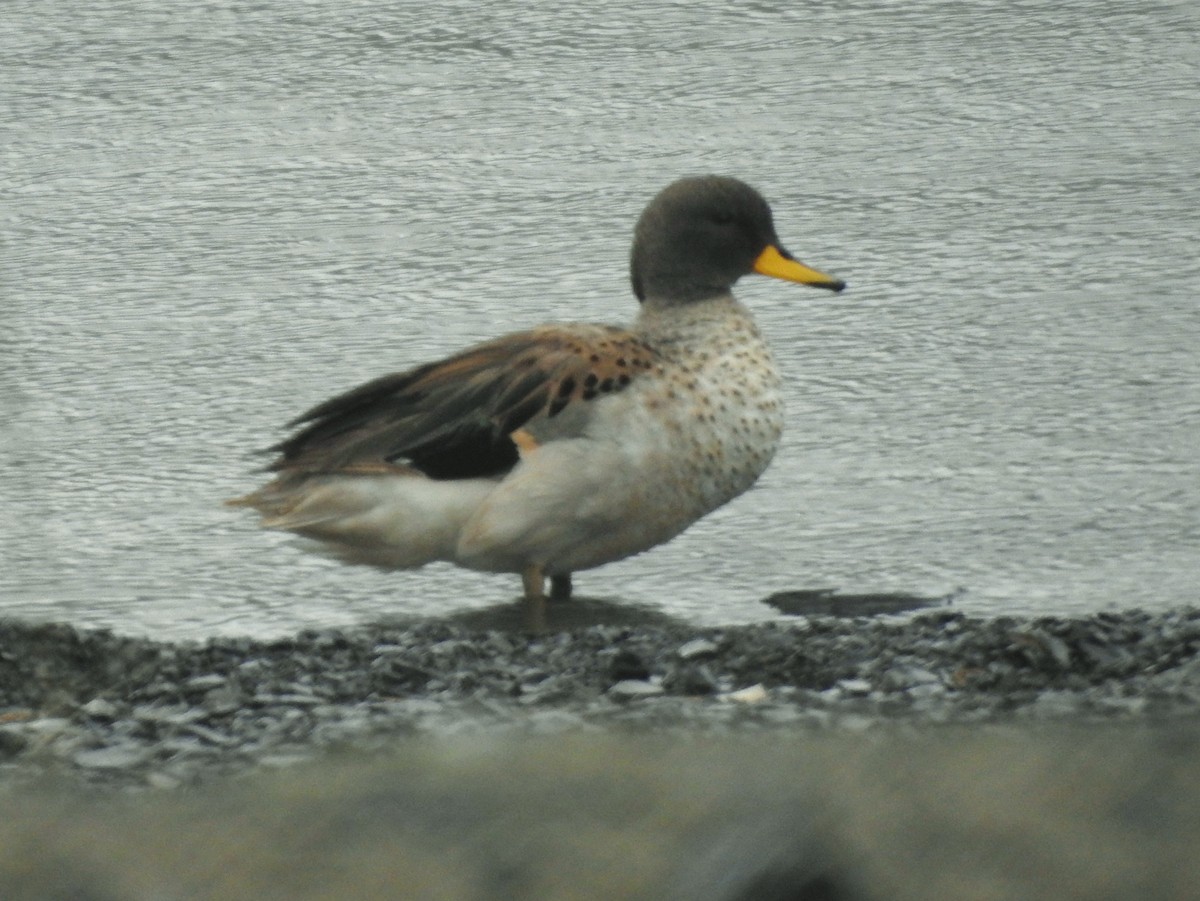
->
[753,245,846,292]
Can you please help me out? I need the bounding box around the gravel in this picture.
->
[3,606,1200,900]
[2,606,1199,789]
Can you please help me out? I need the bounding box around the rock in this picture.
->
[184,674,230,694]
[677,638,719,660]
[73,744,151,770]
[202,687,243,716]
[724,684,768,704]
[664,663,720,696]
[609,648,652,682]
[0,728,29,757]
[607,680,664,701]
[79,698,121,720]
[836,679,873,696]
[19,717,73,736]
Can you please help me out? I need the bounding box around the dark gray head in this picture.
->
[629,175,845,304]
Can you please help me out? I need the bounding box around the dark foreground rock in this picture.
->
[1,606,1199,899]
[3,727,1200,900]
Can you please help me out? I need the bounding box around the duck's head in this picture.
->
[630,175,845,304]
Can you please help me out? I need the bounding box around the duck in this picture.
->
[229,175,845,626]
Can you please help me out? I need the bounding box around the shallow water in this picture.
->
[4,0,1198,638]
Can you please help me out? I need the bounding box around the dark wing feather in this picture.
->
[267,324,659,480]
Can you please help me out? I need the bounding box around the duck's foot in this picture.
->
[549,573,573,602]
[521,564,547,632]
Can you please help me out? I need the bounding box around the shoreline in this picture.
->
[2,605,1198,789]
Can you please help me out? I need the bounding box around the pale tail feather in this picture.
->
[228,471,497,569]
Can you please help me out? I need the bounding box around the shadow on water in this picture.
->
[762,588,960,618]
[363,596,691,633]
[442,596,691,632]
[377,588,956,634]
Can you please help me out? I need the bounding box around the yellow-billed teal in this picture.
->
[229,175,846,623]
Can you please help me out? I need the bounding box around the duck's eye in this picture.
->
[710,209,736,226]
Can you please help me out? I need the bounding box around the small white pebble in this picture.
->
[608,680,664,700]
[723,684,768,704]
[677,639,718,660]
[837,678,873,696]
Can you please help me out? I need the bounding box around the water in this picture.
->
[3,0,1197,638]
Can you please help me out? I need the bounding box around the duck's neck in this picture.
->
[634,293,756,344]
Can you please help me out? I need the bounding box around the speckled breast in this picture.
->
[624,298,785,524]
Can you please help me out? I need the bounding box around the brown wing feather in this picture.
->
[268,324,659,480]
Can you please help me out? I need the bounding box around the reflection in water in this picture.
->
[444,597,689,634]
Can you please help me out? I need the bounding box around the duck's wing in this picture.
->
[266,324,659,480]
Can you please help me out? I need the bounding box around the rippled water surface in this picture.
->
[4,0,1198,637]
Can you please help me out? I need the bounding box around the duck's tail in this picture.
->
[227,467,497,569]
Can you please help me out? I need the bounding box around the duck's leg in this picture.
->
[521,564,547,632]
[549,573,573,601]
